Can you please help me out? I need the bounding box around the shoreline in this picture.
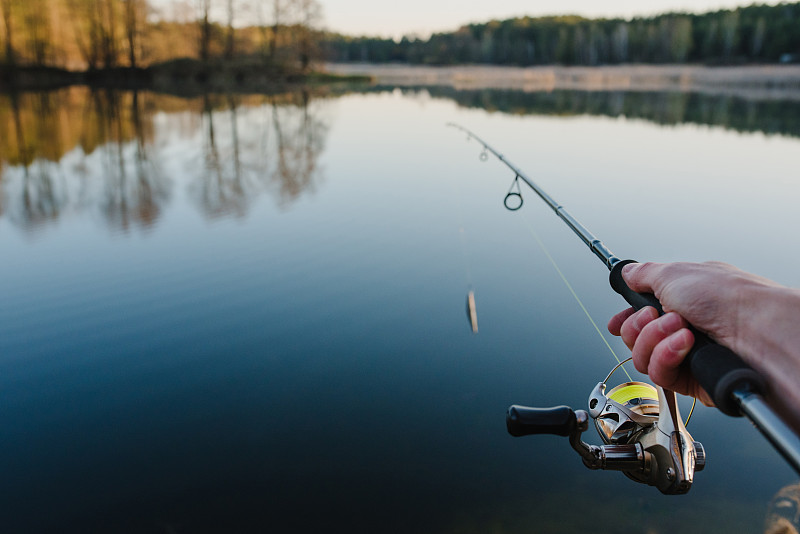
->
[0,62,372,93]
[325,63,800,100]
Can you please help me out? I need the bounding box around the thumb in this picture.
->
[621,262,660,294]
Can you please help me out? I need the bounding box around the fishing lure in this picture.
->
[448,122,800,493]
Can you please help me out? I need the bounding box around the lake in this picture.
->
[1,77,800,533]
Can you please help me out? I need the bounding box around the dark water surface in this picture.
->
[1,86,799,533]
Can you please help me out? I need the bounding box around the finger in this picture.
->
[646,327,694,392]
[619,306,659,354]
[630,311,686,373]
[607,307,635,336]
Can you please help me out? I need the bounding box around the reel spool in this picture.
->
[589,358,659,445]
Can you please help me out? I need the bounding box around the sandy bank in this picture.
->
[326,63,800,100]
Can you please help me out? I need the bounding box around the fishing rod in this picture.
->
[448,122,800,493]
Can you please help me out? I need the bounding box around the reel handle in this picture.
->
[506,405,576,437]
[609,260,765,416]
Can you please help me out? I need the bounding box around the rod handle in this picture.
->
[506,405,576,437]
[609,260,765,417]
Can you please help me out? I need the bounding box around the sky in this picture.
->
[317,0,784,39]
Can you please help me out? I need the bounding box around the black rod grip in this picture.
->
[609,260,765,416]
[506,405,576,437]
[609,260,664,314]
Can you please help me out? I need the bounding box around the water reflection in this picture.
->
[0,88,328,232]
[198,93,246,218]
[393,86,800,138]
[271,91,327,204]
[97,90,168,231]
[193,91,327,218]
[3,90,66,229]
[2,84,799,234]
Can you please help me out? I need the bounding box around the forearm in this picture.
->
[735,284,800,432]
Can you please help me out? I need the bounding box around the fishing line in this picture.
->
[515,207,634,381]
[511,177,701,423]
[456,208,473,289]
[453,144,479,334]
[516,205,699,424]
[516,205,700,423]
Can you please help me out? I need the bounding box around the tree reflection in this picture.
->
[98,89,169,232]
[192,90,327,218]
[7,84,797,234]
[5,90,64,230]
[77,88,168,233]
[408,86,800,137]
[0,87,328,233]
[270,90,326,205]
[195,93,247,218]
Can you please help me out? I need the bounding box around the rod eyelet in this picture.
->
[504,192,523,211]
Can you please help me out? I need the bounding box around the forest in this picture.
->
[324,3,800,66]
[0,0,323,75]
[3,1,800,86]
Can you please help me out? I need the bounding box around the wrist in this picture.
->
[738,284,800,364]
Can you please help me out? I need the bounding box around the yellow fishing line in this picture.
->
[518,211,633,381]
[608,383,657,404]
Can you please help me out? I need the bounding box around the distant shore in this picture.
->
[325,63,800,100]
[0,60,373,93]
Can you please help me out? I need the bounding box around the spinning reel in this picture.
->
[507,359,705,495]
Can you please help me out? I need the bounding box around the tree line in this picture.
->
[323,3,800,65]
[4,1,800,75]
[0,0,322,72]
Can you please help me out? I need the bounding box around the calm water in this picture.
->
[2,85,800,533]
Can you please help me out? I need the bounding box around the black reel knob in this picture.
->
[506,405,577,437]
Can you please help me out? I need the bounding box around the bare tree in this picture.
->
[198,0,211,61]
[253,1,269,58]
[23,0,53,67]
[224,0,234,60]
[97,0,120,67]
[123,0,147,68]
[1,0,16,66]
[67,0,105,70]
[294,0,321,71]
[270,0,282,60]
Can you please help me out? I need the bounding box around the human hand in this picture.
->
[607,261,776,406]
[608,304,712,405]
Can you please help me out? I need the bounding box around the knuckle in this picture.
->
[619,317,638,341]
[636,261,659,278]
[631,350,648,374]
[638,318,663,345]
